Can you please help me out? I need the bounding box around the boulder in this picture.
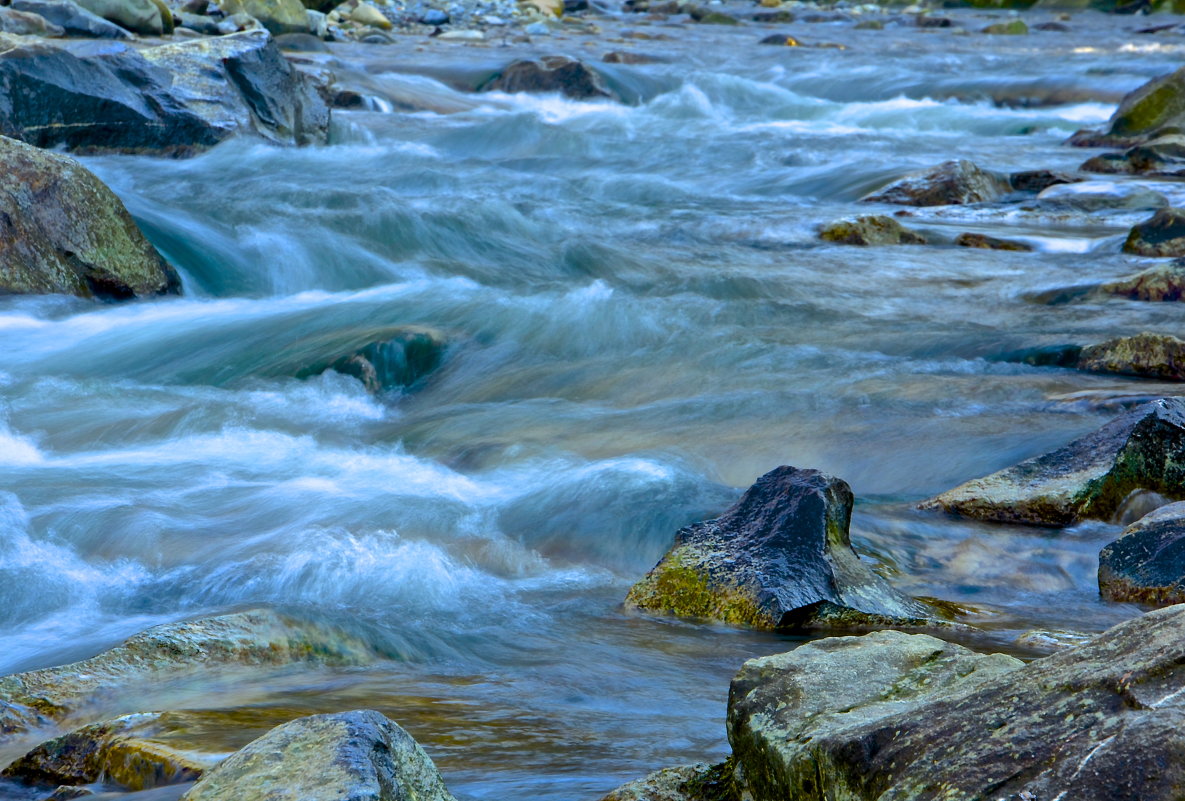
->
[601,762,736,801]
[9,0,130,37]
[817,215,926,246]
[920,397,1185,526]
[1009,168,1076,192]
[626,466,945,631]
[1100,262,1185,301]
[1100,501,1185,604]
[479,56,615,101]
[1124,207,1185,256]
[861,160,1009,206]
[298,329,446,394]
[0,134,179,299]
[217,0,309,33]
[2,713,210,791]
[0,609,378,740]
[0,32,328,155]
[1078,332,1185,381]
[1102,66,1185,144]
[728,605,1185,801]
[178,710,456,801]
[73,0,172,35]
[1037,180,1168,212]
[954,232,1032,251]
[0,7,65,35]
[1080,135,1185,177]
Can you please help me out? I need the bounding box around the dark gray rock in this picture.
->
[174,10,220,32]
[601,762,737,801]
[1100,501,1185,604]
[1009,168,1076,192]
[921,398,1185,526]
[10,0,129,36]
[1124,207,1185,257]
[626,466,945,631]
[861,160,1009,206]
[990,343,1083,368]
[1038,180,1168,212]
[480,56,615,101]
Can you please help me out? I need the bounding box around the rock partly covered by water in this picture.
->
[954,232,1032,251]
[1101,262,1185,301]
[299,329,447,394]
[479,56,613,100]
[817,215,926,246]
[1078,332,1185,381]
[0,134,178,299]
[0,31,328,155]
[1081,135,1185,177]
[1124,208,1185,257]
[1076,66,1185,147]
[920,398,1185,526]
[0,609,378,739]
[626,466,944,631]
[1099,501,1185,605]
[727,604,1185,801]
[179,710,456,801]
[861,160,1008,206]
[1037,180,1168,212]
[75,0,173,34]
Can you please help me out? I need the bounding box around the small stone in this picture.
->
[421,7,447,22]
[347,1,391,28]
[436,28,483,38]
[758,32,799,45]
[982,18,1026,34]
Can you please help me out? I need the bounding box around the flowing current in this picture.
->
[1,11,1183,800]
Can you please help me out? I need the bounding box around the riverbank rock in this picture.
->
[817,215,926,246]
[0,609,378,739]
[626,466,944,631]
[1100,501,1185,604]
[479,56,614,101]
[299,329,446,394]
[954,232,1032,250]
[2,713,210,792]
[920,397,1185,526]
[1100,261,1185,301]
[728,604,1185,801]
[861,160,1008,206]
[217,0,308,33]
[1123,207,1185,256]
[74,0,172,34]
[601,762,736,801]
[1078,332,1185,380]
[0,32,328,155]
[10,0,130,37]
[0,134,179,299]
[179,710,456,801]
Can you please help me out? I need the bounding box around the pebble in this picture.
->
[421,7,448,22]
[437,27,483,37]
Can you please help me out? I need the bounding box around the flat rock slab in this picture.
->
[920,397,1185,526]
[1100,501,1185,604]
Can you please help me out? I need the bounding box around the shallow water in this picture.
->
[1,8,1182,799]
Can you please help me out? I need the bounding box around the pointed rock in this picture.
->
[861,160,1008,207]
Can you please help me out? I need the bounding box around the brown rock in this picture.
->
[954,232,1032,251]
[1078,332,1185,381]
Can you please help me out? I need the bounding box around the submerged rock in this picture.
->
[1123,207,1185,257]
[954,232,1032,251]
[0,609,378,739]
[728,605,1185,801]
[1009,168,1076,193]
[920,398,1185,526]
[981,18,1026,33]
[817,215,926,246]
[0,134,178,299]
[1100,501,1185,604]
[299,329,446,394]
[179,710,456,801]
[1101,262,1185,301]
[626,466,945,631]
[1078,332,1185,381]
[479,56,614,101]
[861,160,1008,206]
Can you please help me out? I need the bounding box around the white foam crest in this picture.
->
[0,425,44,465]
[480,90,632,124]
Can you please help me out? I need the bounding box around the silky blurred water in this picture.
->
[1,9,1182,799]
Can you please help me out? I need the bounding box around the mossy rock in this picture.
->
[1100,262,1185,302]
[818,215,926,246]
[981,18,1027,33]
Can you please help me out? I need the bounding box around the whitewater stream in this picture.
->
[2,9,1185,799]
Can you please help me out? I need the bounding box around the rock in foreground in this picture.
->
[728,605,1185,801]
[1100,501,1185,605]
[920,398,1185,526]
[0,134,178,299]
[817,215,926,246]
[179,710,456,801]
[626,466,943,630]
[861,160,1008,206]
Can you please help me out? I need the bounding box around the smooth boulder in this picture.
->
[626,466,943,630]
[861,160,1008,206]
[1100,501,1185,604]
[1037,180,1168,212]
[216,0,308,34]
[1123,207,1185,257]
[480,56,615,101]
[920,397,1185,526]
[954,232,1032,251]
[179,710,457,801]
[1078,332,1185,381]
[10,0,130,37]
[817,215,926,246]
[74,0,172,34]
[728,605,1185,801]
[0,134,178,299]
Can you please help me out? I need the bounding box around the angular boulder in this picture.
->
[0,609,378,740]
[1078,332,1185,381]
[479,56,615,101]
[9,0,130,37]
[728,604,1185,801]
[920,398,1185,526]
[1100,501,1185,604]
[861,160,1009,206]
[179,710,457,801]
[1100,262,1185,301]
[817,215,926,246]
[954,232,1032,251]
[626,466,944,630]
[0,134,179,299]
[1123,207,1185,257]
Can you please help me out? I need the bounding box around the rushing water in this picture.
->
[2,9,1184,799]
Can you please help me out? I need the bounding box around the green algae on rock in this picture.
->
[179,710,456,801]
[0,134,179,300]
[1099,501,1185,605]
[818,215,926,246]
[626,466,946,631]
[1107,66,1185,142]
[920,398,1185,526]
[1078,332,1185,381]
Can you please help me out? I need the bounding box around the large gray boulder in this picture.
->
[0,134,178,299]
[727,604,1185,801]
[0,609,378,740]
[626,466,944,631]
[861,160,1009,206]
[0,32,327,155]
[920,398,1185,526]
[1100,501,1185,605]
[179,710,457,801]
